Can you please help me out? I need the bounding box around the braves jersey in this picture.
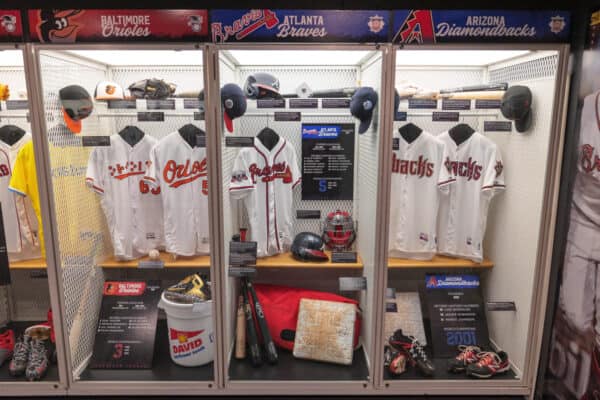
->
[437,131,505,263]
[389,131,454,260]
[144,131,209,256]
[572,90,600,227]
[229,137,301,258]
[0,133,39,259]
[86,134,164,260]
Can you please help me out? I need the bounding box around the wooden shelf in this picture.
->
[388,255,493,269]
[255,251,363,269]
[9,257,46,269]
[99,251,210,268]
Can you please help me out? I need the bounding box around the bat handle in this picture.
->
[265,342,278,364]
[248,343,262,367]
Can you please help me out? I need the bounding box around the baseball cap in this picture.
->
[350,87,378,134]
[501,85,532,133]
[94,81,124,101]
[59,85,93,134]
[221,83,247,133]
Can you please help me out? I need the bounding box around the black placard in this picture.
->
[442,99,471,110]
[108,100,137,109]
[184,99,202,109]
[408,98,438,109]
[392,138,400,150]
[138,260,164,269]
[302,124,354,201]
[257,98,286,108]
[137,112,164,122]
[332,252,358,263]
[425,275,489,357]
[486,301,517,311]
[196,135,206,148]
[394,111,407,121]
[5,100,29,110]
[296,210,321,219]
[321,98,351,108]
[82,136,111,147]
[274,112,301,121]
[228,266,258,278]
[229,241,257,266]
[475,99,502,109]
[225,136,254,147]
[147,99,175,110]
[432,112,460,122]
[0,205,10,285]
[193,111,205,121]
[484,121,512,132]
[289,98,318,108]
[90,281,161,369]
[339,276,366,291]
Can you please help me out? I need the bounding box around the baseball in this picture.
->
[149,249,160,260]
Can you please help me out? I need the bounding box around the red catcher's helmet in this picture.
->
[322,210,356,251]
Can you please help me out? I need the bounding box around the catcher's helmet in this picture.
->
[291,232,328,262]
[243,72,281,99]
[322,210,356,251]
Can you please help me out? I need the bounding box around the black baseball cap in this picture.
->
[59,85,93,134]
[350,86,378,134]
[221,83,247,133]
[501,85,532,133]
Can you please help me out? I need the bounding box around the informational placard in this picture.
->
[289,98,318,108]
[475,99,502,109]
[257,98,285,108]
[425,274,489,358]
[301,123,354,200]
[5,100,29,110]
[408,98,437,109]
[432,111,460,122]
[274,111,301,121]
[442,99,471,110]
[28,9,209,43]
[137,112,164,122]
[484,120,512,132]
[0,10,23,42]
[0,205,10,285]
[296,210,321,219]
[108,100,136,109]
[332,252,358,263]
[322,98,351,108]
[395,111,408,121]
[82,136,111,147]
[211,9,390,43]
[90,281,161,369]
[229,241,257,267]
[225,136,254,147]
[147,99,175,110]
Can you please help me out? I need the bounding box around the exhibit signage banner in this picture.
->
[392,10,570,44]
[0,10,23,42]
[27,9,209,43]
[210,9,391,43]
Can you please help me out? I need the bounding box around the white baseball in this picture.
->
[149,249,160,260]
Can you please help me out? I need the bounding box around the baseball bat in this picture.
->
[439,83,508,94]
[235,295,246,359]
[241,279,262,367]
[443,90,506,100]
[245,278,278,364]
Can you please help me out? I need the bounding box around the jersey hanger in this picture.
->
[0,125,26,146]
[178,124,205,148]
[256,127,280,151]
[398,123,423,144]
[448,123,475,146]
[118,126,145,147]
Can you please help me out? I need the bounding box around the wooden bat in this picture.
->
[235,295,246,359]
[246,278,278,364]
[441,90,506,100]
[241,279,262,367]
[440,83,508,94]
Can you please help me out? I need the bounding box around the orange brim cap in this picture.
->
[63,109,82,134]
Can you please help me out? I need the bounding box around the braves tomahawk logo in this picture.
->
[212,9,279,43]
[581,144,600,174]
[392,153,434,178]
[249,162,292,183]
[393,10,435,44]
[37,9,83,43]
[162,158,208,189]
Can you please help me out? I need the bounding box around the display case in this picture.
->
[28,45,219,395]
[210,45,393,394]
[380,45,569,396]
[0,45,66,395]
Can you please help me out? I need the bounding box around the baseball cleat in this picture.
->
[466,350,510,378]
[448,345,482,373]
[26,337,50,381]
[9,334,30,377]
[389,329,435,377]
[0,329,15,366]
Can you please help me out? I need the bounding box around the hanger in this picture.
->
[448,123,475,146]
[0,125,26,146]
[178,124,205,148]
[118,126,145,147]
[398,122,422,144]
[256,126,280,151]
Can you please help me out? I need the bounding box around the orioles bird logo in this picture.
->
[106,85,116,95]
[37,9,83,43]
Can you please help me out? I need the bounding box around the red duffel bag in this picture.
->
[253,283,362,351]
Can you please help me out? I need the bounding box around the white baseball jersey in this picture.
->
[229,137,301,258]
[0,133,39,258]
[144,131,209,256]
[389,131,454,260]
[572,90,600,228]
[437,131,505,263]
[86,134,164,260]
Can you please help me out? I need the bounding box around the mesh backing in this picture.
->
[488,54,558,83]
[395,67,483,92]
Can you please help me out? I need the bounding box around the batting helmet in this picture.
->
[291,232,328,262]
[243,72,281,99]
[322,210,356,251]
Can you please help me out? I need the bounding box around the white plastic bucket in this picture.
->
[158,292,214,367]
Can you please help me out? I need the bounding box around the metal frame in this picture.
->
[25,42,220,396]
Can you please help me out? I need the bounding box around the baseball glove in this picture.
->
[128,78,176,100]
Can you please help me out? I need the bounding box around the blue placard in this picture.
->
[211,9,390,43]
[302,124,341,139]
[426,274,480,289]
[392,10,570,44]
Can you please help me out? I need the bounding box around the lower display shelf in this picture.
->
[229,348,369,381]
[80,320,214,382]
[383,357,517,381]
[0,321,59,382]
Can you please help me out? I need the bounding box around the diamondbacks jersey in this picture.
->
[572,90,600,227]
[86,134,164,260]
[0,133,39,259]
[144,131,209,256]
[229,137,301,258]
[437,131,505,263]
[389,131,454,260]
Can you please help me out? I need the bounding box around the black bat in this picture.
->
[439,83,508,94]
[246,278,278,364]
[241,279,262,367]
